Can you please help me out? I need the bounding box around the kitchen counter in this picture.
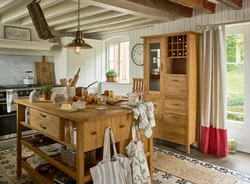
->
[15,99,153,184]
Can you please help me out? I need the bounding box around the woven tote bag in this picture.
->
[126,123,151,184]
[90,127,132,184]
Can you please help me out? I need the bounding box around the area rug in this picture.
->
[0,147,249,184]
[153,147,250,184]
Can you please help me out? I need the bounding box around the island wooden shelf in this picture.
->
[21,137,77,179]
[16,99,153,184]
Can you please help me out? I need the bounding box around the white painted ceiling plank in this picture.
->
[47,6,108,26]
[89,21,156,35]
[54,11,125,31]
[0,0,14,8]
[85,0,173,22]
[1,0,64,23]
[21,0,80,26]
[65,14,141,32]
[82,18,154,33]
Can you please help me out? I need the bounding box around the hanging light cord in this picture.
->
[77,0,80,30]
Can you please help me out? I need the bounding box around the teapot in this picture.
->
[20,71,34,85]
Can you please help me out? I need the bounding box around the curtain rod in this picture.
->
[196,20,250,29]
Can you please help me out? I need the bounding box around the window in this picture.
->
[226,34,244,123]
[107,41,130,81]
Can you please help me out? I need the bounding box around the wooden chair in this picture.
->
[132,78,144,93]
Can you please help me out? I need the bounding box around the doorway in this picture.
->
[226,24,250,153]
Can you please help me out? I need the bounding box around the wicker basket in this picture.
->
[60,146,76,167]
[60,147,96,167]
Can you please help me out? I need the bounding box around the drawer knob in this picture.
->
[91,131,97,135]
[119,125,125,128]
[40,124,47,130]
[40,113,46,118]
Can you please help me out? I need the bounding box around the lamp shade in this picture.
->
[64,30,92,54]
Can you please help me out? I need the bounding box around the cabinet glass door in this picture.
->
[149,43,161,91]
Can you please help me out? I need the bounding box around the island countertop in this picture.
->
[15,99,133,122]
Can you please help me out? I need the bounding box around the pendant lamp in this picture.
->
[64,0,92,54]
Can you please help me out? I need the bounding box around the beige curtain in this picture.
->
[200,25,229,157]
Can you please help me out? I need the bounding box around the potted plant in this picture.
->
[106,70,118,82]
[40,84,53,100]
[105,71,112,82]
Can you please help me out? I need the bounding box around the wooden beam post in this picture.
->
[171,0,216,13]
[126,0,193,17]
[216,0,243,10]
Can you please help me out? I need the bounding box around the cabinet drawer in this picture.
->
[83,114,133,152]
[29,108,64,140]
[163,113,186,128]
[164,122,186,144]
[164,75,187,84]
[165,99,186,115]
[165,86,187,99]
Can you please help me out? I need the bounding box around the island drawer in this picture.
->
[83,114,133,152]
[29,108,64,140]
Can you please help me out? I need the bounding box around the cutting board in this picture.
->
[36,56,55,85]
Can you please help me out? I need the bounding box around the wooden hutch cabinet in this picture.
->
[142,32,200,154]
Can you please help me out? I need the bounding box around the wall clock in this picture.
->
[131,43,143,66]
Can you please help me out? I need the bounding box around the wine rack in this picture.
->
[168,35,187,58]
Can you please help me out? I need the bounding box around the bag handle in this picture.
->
[109,128,118,158]
[132,122,141,141]
[102,128,111,162]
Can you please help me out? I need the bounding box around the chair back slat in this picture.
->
[132,78,144,93]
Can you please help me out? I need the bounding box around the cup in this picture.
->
[97,95,106,107]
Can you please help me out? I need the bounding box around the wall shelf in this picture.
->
[0,38,58,51]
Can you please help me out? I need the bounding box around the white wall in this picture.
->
[88,2,250,94]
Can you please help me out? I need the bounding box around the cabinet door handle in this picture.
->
[91,131,97,135]
[40,124,47,130]
[172,80,179,82]
[171,104,179,106]
[171,116,179,119]
[40,113,46,118]
[119,125,125,128]
[160,63,163,71]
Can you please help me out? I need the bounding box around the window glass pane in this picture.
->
[109,45,114,61]
[114,45,119,61]
[109,62,119,76]
[120,42,129,80]
[226,34,244,63]
[226,34,244,123]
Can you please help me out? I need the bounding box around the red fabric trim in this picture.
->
[200,126,229,158]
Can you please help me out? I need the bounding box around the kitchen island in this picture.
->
[15,99,153,184]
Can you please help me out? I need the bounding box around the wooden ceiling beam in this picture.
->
[47,6,108,27]
[216,0,243,10]
[65,14,141,32]
[21,0,78,26]
[171,0,216,13]
[1,0,64,23]
[87,21,156,35]
[87,0,173,22]
[54,11,125,31]
[80,18,154,33]
[126,0,193,17]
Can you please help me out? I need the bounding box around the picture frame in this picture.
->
[4,26,31,41]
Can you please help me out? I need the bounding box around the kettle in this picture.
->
[20,71,34,85]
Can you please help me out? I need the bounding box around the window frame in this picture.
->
[106,41,130,82]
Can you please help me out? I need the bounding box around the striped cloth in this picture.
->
[121,102,155,138]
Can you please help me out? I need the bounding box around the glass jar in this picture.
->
[51,88,68,104]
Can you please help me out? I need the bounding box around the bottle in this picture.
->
[29,89,39,103]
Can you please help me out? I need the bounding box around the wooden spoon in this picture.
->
[68,78,72,87]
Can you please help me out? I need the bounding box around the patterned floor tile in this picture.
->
[169,177,192,184]
[0,160,16,171]
[0,172,14,184]
[157,172,176,183]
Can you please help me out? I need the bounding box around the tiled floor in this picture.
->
[154,139,250,175]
